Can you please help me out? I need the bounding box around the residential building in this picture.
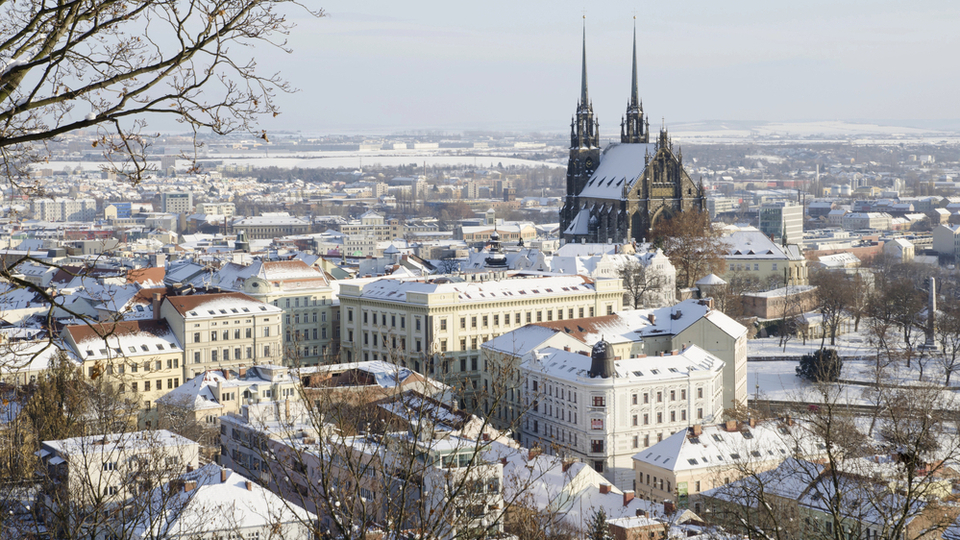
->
[210,259,339,367]
[631,420,823,511]
[842,212,893,231]
[933,224,960,261]
[220,402,508,540]
[159,292,284,378]
[231,212,310,239]
[38,430,199,507]
[29,198,96,222]
[484,298,748,431]
[337,274,625,410]
[519,342,726,490]
[723,227,808,286]
[129,463,317,540]
[195,201,236,218]
[882,237,915,263]
[759,201,803,245]
[156,365,300,428]
[60,320,185,426]
[160,191,193,214]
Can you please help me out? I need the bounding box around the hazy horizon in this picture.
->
[155,1,960,135]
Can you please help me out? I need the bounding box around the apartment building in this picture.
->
[30,198,96,222]
[60,320,186,427]
[220,402,506,540]
[159,292,284,378]
[723,228,809,286]
[195,201,236,218]
[231,212,310,239]
[519,343,726,490]
[211,259,339,366]
[160,191,193,214]
[759,201,803,245]
[337,274,624,409]
[632,420,823,510]
[38,430,199,507]
[157,364,300,427]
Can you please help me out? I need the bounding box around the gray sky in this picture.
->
[250,1,959,134]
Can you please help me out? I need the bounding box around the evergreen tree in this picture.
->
[796,348,843,382]
[586,508,614,540]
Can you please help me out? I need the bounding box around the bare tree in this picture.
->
[650,210,728,290]
[617,259,665,309]
[1,0,322,185]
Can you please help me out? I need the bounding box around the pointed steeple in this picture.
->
[630,19,639,109]
[572,16,598,149]
[622,17,648,144]
[580,18,589,107]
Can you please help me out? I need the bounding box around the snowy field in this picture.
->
[748,326,960,408]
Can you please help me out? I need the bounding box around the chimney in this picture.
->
[725,420,738,432]
[599,483,611,495]
[749,418,757,428]
[186,465,194,473]
[563,346,571,352]
[647,314,656,325]
[527,447,541,461]
[635,509,647,518]
[562,458,576,473]
[183,480,197,492]
[692,424,702,437]
[623,490,635,506]
[482,433,491,442]
[786,415,794,426]
[152,293,162,320]
[245,481,253,491]
[222,369,231,380]
[663,500,676,515]
[220,469,229,483]
[578,350,590,356]
[500,457,508,466]
[238,365,247,378]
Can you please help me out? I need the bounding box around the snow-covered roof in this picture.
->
[164,292,281,318]
[578,143,656,199]
[695,273,727,286]
[524,344,723,384]
[633,421,822,474]
[63,320,182,362]
[352,275,598,304]
[132,464,315,538]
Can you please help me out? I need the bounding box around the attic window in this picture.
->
[750,450,762,458]
[730,453,741,460]
[545,289,553,293]
[231,309,239,313]
[86,350,94,356]
[259,307,267,311]
[141,345,149,352]
[219,310,227,314]
[189,311,198,316]
[650,369,659,375]
[207,310,216,315]
[741,430,754,440]
[156,344,165,350]
[689,437,701,445]
[712,434,723,442]
[100,349,108,355]
[668,368,678,373]
[128,347,136,353]
[135,305,144,312]
[687,458,698,465]
[242,308,250,313]
[633,371,643,377]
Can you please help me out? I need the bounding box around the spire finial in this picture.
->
[580,15,589,107]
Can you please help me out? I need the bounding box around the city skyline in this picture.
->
[243,1,960,134]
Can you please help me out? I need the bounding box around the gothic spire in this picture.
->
[580,17,589,107]
[621,17,647,144]
[630,18,639,109]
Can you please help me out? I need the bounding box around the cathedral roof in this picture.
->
[564,208,591,236]
[577,142,656,199]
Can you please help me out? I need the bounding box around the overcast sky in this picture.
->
[250,1,959,134]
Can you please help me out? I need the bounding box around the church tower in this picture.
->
[621,19,648,144]
[561,20,601,234]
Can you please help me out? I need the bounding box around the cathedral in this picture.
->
[560,24,705,244]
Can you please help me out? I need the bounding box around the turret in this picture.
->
[621,18,647,144]
[589,339,615,378]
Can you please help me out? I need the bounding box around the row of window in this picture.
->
[631,387,705,405]
[285,312,327,325]
[99,358,179,377]
[194,327,271,342]
[193,346,271,363]
[119,378,179,394]
[274,296,328,309]
[285,328,328,342]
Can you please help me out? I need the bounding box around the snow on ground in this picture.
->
[748,322,960,409]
